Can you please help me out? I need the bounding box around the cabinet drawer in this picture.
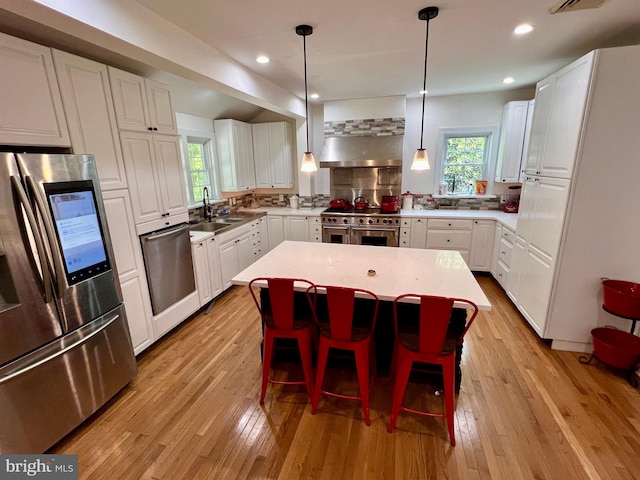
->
[310,216,321,224]
[401,218,411,227]
[499,238,513,266]
[310,225,321,235]
[411,218,427,226]
[400,227,411,238]
[496,259,510,289]
[428,218,473,230]
[501,226,515,243]
[427,230,472,249]
[310,234,322,243]
[399,237,411,248]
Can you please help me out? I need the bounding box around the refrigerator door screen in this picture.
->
[44,181,111,286]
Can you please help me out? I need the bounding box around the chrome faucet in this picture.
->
[202,187,212,221]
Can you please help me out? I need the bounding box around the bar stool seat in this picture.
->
[249,277,316,404]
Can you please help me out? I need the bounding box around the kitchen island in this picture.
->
[232,241,490,384]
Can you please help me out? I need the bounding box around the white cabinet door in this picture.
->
[469,220,495,271]
[218,239,239,290]
[286,216,310,242]
[192,240,213,307]
[525,78,553,174]
[206,236,223,298]
[153,134,188,218]
[540,52,594,179]
[109,67,150,132]
[506,239,527,306]
[528,176,571,260]
[519,100,535,183]
[120,131,164,224]
[216,119,256,192]
[490,222,502,277]
[102,189,154,354]
[145,79,177,134]
[252,122,293,189]
[259,216,270,252]
[0,32,70,146]
[267,215,285,248]
[52,49,127,190]
[495,101,529,183]
[514,175,537,244]
[518,248,554,336]
[409,218,427,248]
[237,232,254,272]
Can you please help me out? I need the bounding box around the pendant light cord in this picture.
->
[303,34,310,153]
[419,16,431,150]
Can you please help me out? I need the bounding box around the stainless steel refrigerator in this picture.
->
[0,152,137,454]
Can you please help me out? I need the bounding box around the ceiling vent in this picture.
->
[550,0,607,14]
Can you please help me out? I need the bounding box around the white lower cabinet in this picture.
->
[490,223,502,278]
[267,215,285,249]
[101,189,154,355]
[259,216,270,253]
[191,236,223,307]
[491,224,515,290]
[286,216,310,242]
[426,219,472,265]
[469,220,495,271]
[517,247,554,336]
[410,218,427,248]
[218,223,255,290]
[309,216,322,242]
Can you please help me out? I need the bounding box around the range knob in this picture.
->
[343,219,348,224]
[368,219,373,224]
[359,218,364,223]
[383,219,387,224]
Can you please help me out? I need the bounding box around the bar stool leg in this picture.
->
[260,330,275,405]
[442,355,456,446]
[312,340,330,413]
[298,330,315,402]
[387,352,413,433]
[355,344,371,426]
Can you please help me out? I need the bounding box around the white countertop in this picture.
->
[241,207,326,216]
[400,209,518,230]
[231,241,491,310]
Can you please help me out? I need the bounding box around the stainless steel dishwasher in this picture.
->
[140,223,196,315]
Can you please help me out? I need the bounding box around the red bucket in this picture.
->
[591,327,640,369]
[602,278,640,319]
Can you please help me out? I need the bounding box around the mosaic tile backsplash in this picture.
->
[324,118,405,137]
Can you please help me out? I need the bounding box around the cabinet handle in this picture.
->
[447,239,450,242]
[153,127,158,131]
[148,127,153,131]
[448,223,452,226]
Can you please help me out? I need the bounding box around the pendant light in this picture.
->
[296,24,317,172]
[411,6,439,171]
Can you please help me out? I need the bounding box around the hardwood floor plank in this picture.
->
[49,277,640,479]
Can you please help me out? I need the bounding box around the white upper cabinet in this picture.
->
[495,101,530,183]
[52,50,127,190]
[252,122,294,188]
[525,52,595,178]
[0,32,70,147]
[108,67,177,135]
[215,119,256,192]
[120,131,187,229]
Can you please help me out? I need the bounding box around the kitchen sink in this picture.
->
[213,218,243,223]
[190,222,232,233]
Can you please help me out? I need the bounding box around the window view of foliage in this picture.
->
[188,142,211,202]
[443,136,487,194]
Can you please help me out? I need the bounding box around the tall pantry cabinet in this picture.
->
[508,45,640,350]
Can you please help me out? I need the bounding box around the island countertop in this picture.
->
[231,241,491,310]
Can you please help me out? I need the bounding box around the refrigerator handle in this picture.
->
[10,175,53,304]
[24,175,68,299]
[0,313,120,385]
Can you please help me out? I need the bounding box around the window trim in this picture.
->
[433,126,499,194]
[178,128,221,208]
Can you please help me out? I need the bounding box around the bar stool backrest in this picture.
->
[249,277,314,330]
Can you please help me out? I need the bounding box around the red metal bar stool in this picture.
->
[249,277,316,404]
[387,294,478,445]
[306,285,379,425]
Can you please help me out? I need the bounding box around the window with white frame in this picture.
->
[439,131,493,194]
[180,135,220,207]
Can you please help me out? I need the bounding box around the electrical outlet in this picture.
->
[500,194,507,203]
[279,193,284,202]
[231,197,236,206]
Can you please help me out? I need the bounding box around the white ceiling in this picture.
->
[132,0,640,105]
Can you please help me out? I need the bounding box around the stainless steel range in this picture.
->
[321,208,401,247]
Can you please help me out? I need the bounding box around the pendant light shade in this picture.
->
[411,6,438,171]
[296,24,317,172]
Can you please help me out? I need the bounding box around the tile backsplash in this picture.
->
[324,118,405,137]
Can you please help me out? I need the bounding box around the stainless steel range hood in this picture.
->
[319,135,404,168]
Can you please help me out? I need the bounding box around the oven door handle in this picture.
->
[322,225,350,231]
[351,226,398,232]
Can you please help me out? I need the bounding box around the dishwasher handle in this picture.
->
[142,223,190,241]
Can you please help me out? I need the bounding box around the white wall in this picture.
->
[403,87,535,194]
[324,96,405,121]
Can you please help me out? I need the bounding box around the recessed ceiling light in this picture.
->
[514,24,534,35]
[256,56,270,64]
[419,89,428,95]
[503,77,515,84]
[310,93,319,99]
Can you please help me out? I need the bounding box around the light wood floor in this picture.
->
[51,276,640,479]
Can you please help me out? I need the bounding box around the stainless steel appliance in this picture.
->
[0,152,136,454]
[140,223,195,315]
[321,208,400,247]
